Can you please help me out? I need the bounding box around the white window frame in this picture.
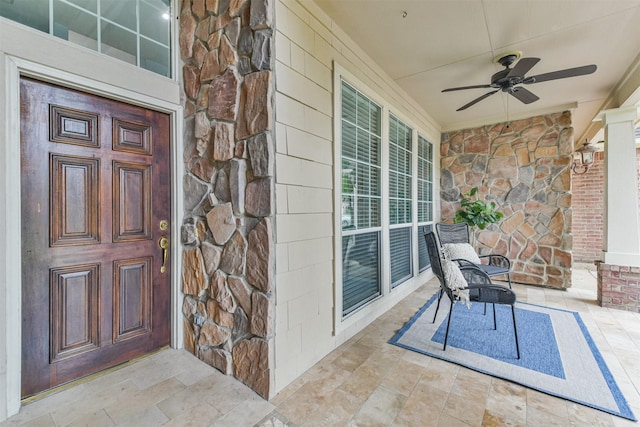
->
[0,0,173,78]
[417,133,435,272]
[388,114,414,288]
[333,63,438,339]
[339,79,383,315]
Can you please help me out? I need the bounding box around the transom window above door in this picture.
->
[0,0,172,78]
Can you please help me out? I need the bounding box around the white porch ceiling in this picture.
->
[312,0,640,142]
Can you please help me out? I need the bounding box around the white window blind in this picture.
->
[418,224,433,272]
[417,135,433,272]
[389,115,412,225]
[390,227,412,287]
[341,83,381,231]
[417,135,433,223]
[389,115,413,287]
[341,81,382,316]
[342,232,381,315]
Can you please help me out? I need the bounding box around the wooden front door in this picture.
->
[20,78,171,398]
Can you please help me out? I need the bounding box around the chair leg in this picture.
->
[433,289,444,323]
[511,305,520,359]
[483,302,487,315]
[443,300,454,351]
[506,273,513,289]
[492,303,497,330]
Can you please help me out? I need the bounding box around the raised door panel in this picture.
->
[50,154,100,246]
[113,258,151,343]
[49,264,100,363]
[113,118,152,155]
[113,162,151,242]
[49,105,99,147]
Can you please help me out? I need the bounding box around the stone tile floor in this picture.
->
[3,265,639,426]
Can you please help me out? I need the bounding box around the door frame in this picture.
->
[1,55,184,418]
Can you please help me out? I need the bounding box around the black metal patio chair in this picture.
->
[425,231,520,359]
[436,222,513,288]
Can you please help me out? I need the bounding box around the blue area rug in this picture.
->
[390,292,636,421]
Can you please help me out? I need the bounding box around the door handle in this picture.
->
[159,236,169,273]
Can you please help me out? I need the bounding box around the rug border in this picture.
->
[389,292,637,421]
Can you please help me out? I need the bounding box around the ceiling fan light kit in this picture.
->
[442,51,597,111]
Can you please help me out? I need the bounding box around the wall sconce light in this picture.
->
[571,140,597,174]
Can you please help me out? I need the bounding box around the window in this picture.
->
[336,71,436,321]
[0,0,172,77]
[389,115,413,287]
[341,81,382,316]
[417,135,434,271]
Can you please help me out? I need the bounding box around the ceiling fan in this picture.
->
[442,51,597,111]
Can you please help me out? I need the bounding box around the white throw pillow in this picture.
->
[443,243,481,264]
[441,246,471,307]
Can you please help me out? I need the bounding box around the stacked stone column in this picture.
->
[179,0,274,398]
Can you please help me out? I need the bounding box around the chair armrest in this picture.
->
[478,254,511,269]
[459,263,492,285]
[453,258,480,268]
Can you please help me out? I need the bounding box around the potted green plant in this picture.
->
[454,187,503,230]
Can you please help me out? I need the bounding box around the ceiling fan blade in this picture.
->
[457,90,499,111]
[509,87,539,104]
[507,57,540,77]
[442,84,492,92]
[525,64,597,84]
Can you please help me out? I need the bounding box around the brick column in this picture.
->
[597,262,640,312]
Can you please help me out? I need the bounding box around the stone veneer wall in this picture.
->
[179,0,274,398]
[440,112,573,288]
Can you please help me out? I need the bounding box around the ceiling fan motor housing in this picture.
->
[491,68,524,91]
[491,54,532,91]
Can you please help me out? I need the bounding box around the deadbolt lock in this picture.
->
[159,220,169,231]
